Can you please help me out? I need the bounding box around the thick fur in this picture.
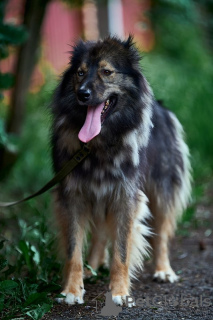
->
[51,36,191,305]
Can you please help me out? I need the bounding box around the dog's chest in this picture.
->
[84,135,141,179]
[77,140,143,198]
[72,154,136,200]
[58,126,146,198]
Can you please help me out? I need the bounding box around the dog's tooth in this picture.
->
[105,100,110,106]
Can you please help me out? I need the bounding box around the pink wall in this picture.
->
[122,0,154,51]
[42,1,83,73]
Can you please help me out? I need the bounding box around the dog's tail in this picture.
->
[129,191,152,280]
[168,111,192,218]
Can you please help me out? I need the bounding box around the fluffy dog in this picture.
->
[51,36,191,306]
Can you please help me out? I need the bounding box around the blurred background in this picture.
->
[0,0,213,319]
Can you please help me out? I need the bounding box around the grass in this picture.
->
[0,22,213,320]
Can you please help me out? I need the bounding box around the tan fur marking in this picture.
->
[98,60,114,70]
[87,222,108,271]
[107,212,134,296]
[98,60,116,81]
[54,196,85,297]
[64,258,83,296]
[151,205,176,273]
[78,62,88,73]
[110,252,129,296]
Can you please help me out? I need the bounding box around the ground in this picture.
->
[42,203,213,320]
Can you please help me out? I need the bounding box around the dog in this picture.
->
[51,36,191,306]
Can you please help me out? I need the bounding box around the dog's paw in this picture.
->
[56,290,86,305]
[153,269,179,283]
[65,293,84,305]
[112,295,135,307]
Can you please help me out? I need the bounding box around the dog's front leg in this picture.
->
[55,191,87,305]
[108,191,150,306]
[107,203,134,306]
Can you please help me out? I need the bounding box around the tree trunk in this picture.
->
[7,0,50,134]
[0,0,50,175]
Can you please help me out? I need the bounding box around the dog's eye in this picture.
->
[78,71,84,77]
[103,69,112,76]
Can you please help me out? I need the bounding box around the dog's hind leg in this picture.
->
[149,110,191,283]
[85,221,109,277]
[151,204,179,283]
[54,190,88,305]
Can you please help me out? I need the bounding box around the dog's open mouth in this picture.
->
[101,96,116,123]
[78,96,116,143]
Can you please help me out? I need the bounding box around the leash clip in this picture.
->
[74,144,90,163]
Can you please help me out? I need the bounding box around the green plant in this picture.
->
[0,81,59,319]
[0,235,60,320]
[0,0,28,99]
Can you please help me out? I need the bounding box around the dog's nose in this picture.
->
[77,89,91,102]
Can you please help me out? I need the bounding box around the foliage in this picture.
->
[0,119,18,153]
[63,0,108,7]
[0,217,61,320]
[194,0,213,51]
[0,0,28,171]
[0,80,58,319]
[145,0,213,226]
[0,0,28,99]
[146,0,213,178]
[62,0,84,7]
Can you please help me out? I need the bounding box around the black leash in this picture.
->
[0,144,90,208]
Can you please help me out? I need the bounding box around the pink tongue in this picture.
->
[78,103,104,143]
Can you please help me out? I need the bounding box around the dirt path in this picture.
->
[42,209,213,320]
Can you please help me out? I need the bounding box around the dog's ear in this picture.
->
[123,35,141,65]
[123,35,134,49]
[69,40,87,68]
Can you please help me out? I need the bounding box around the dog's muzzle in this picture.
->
[77,88,91,102]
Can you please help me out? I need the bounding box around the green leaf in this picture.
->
[0,119,8,147]
[0,44,9,59]
[31,245,40,265]
[0,24,28,45]
[3,264,16,277]
[18,240,31,269]
[26,303,52,320]
[0,280,18,291]
[0,293,4,312]
[24,292,48,307]
[0,72,14,89]
[84,263,97,276]
[0,258,8,271]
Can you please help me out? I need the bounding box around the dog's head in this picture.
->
[58,36,147,143]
